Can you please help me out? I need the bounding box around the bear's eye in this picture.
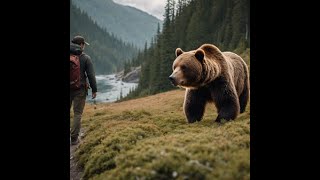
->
[180,65,186,70]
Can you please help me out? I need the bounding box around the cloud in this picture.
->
[113,0,166,20]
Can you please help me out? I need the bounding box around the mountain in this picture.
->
[70,3,138,75]
[71,0,162,49]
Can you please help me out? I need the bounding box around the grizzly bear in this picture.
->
[169,44,249,123]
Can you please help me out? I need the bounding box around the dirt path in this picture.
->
[70,130,86,180]
[70,144,83,180]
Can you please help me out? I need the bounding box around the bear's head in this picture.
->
[169,47,206,89]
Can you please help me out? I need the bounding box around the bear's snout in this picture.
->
[169,75,177,86]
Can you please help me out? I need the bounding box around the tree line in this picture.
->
[122,0,250,100]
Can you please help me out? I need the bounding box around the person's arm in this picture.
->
[85,55,97,98]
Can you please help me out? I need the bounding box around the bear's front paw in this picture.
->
[214,115,221,123]
[186,117,198,123]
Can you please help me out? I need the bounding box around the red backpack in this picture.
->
[70,55,81,90]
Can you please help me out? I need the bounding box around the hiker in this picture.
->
[70,35,97,145]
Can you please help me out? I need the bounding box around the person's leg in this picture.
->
[70,90,86,143]
[70,93,73,110]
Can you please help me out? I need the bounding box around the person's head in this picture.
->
[70,43,82,55]
[71,35,89,51]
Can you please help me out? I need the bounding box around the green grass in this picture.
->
[72,90,250,180]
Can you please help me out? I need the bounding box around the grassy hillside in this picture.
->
[71,90,250,179]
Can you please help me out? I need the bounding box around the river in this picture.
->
[85,74,138,104]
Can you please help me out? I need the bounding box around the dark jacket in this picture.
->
[79,53,97,93]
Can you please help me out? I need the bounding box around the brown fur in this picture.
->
[169,44,249,123]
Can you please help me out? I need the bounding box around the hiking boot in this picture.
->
[71,137,80,145]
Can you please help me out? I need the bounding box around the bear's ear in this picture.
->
[195,49,205,62]
[175,48,184,57]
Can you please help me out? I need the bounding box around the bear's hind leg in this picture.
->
[239,80,249,113]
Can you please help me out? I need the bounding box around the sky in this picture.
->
[113,0,166,20]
